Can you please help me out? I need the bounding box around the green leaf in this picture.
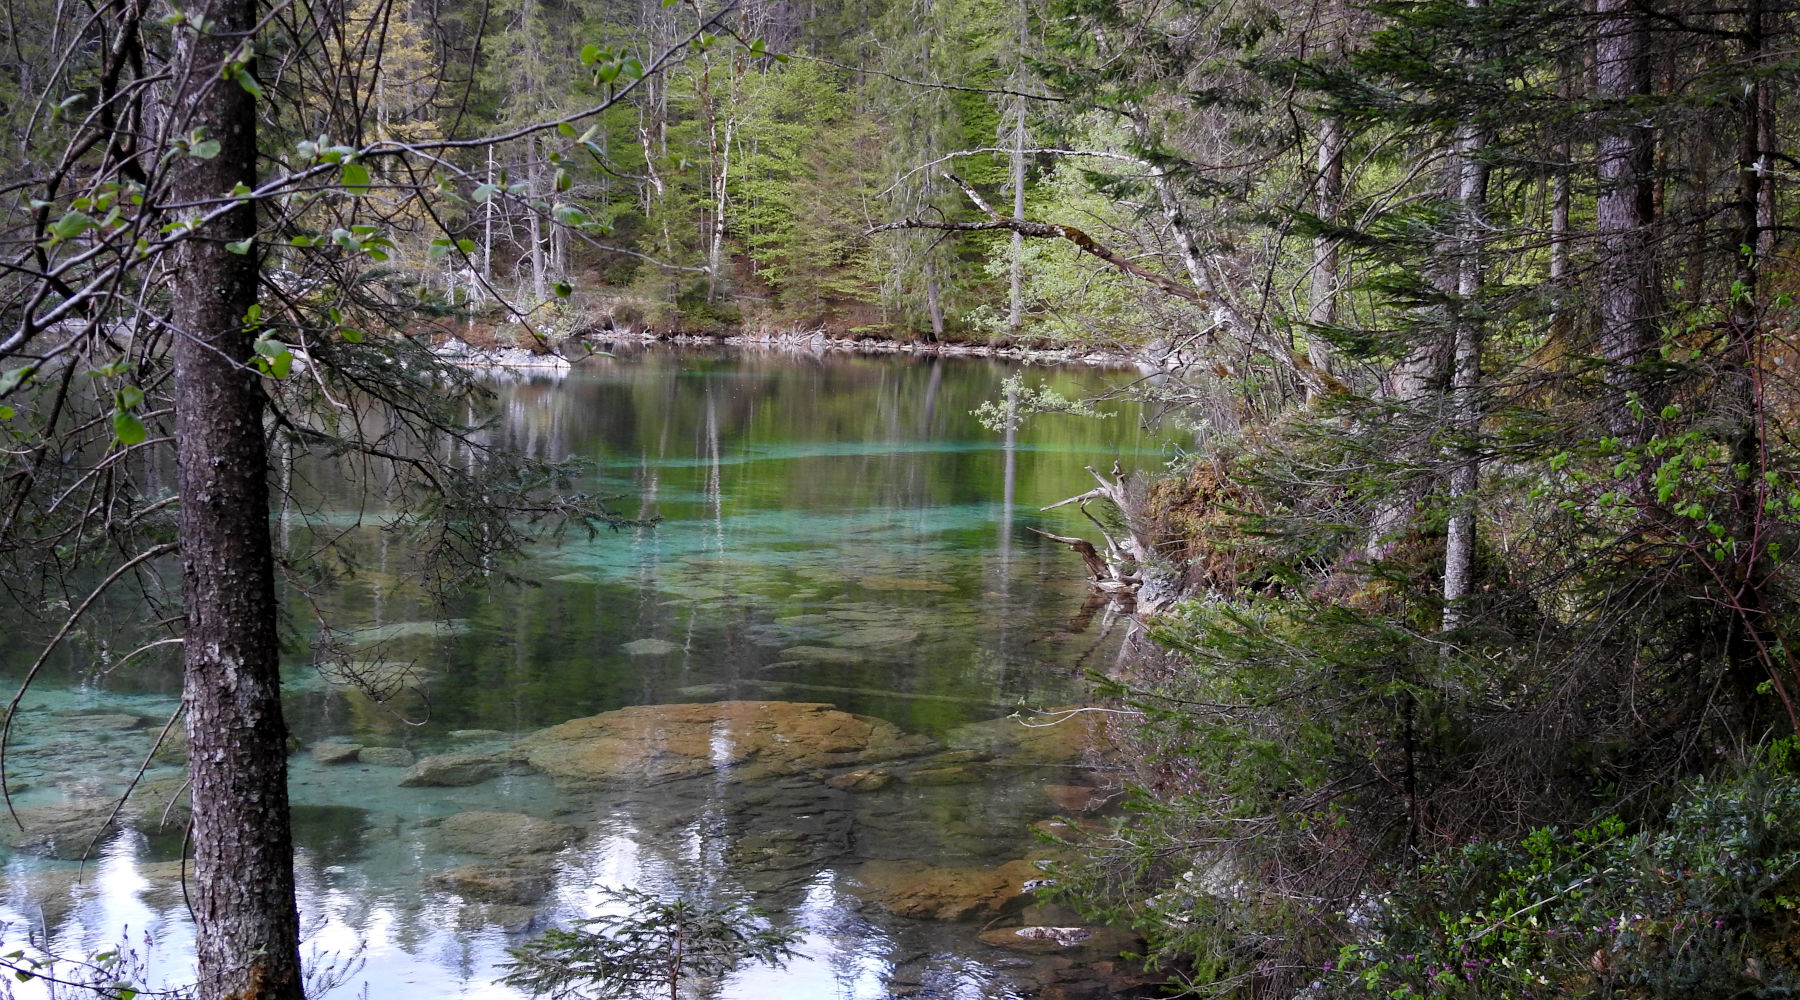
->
[233,70,264,100]
[429,239,451,260]
[0,365,36,395]
[225,238,253,254]
[112,409,147,446]
[116,385,144,410]
[580,44,601,65]
[254,338,294,379]
[553,279,572,298]
[339,327,364,343]
[555,168,572,192]
[558,122,577,138]
[0,406,14,421]
[456,238,476,254]
[189,139,221,159]
[47,211,95,240]
[340,161,371,193]
[472,183,500,203]
[596,62,620,84]
[552,203,587,226]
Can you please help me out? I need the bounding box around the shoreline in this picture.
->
[432,327,1176,372]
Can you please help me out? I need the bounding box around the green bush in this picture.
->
[1331,758,1800,999]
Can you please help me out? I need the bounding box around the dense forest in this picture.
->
[4,0,1800,997]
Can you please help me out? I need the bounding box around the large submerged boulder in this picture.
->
[1,798,119,859]
[516,700,935,785]
[434,810,581,857]
[849,858,1044,922]
[399,749,524,787]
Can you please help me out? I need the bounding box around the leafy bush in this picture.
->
[1331,759,1800,999]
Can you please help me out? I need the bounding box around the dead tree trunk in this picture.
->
[1039,463,1182,610]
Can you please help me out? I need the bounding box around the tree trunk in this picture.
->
[528,142,548,303]
[1549,58,1573,339]
[168,1,304,996]
[1307,111,1345,393]
[1007,105,1026,336]
[923,256,945,341]
[1594,0,1658,442]
[1442,120,1491,632]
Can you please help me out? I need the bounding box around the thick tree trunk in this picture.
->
[168,1,304,997]
[1594,0,1658,442]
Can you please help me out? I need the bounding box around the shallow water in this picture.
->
[0,347,1171,998]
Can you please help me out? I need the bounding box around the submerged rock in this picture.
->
[849,858,1043,922]
[900,766,983,786]
[356,746,416,767]
[621,638,682,656]
[516,700,936,785]
[435,810,581,857]
[825,768,891,792]
[311,742,364,764]
[1043,784,1113,814]
[399,750,522,787]
[945,709,1116,766]
[124,777,191,831]
[977,926,1094,953]
[151,726,189,765]
[857,575,956,593]
[52,714,146,731]
[772,645,865,665]
[2,798,119,859]
[430,858,558,905]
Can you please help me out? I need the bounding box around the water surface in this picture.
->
[0,346,1171,998]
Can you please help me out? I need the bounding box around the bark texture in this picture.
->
[1307,112,1345,390]
[1442,121,1491,631]
[1594,0,1658,441]
[168,0,305,995]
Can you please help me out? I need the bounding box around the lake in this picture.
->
[0,346,1172,999]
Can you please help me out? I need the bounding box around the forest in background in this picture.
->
[5,0,1800,997]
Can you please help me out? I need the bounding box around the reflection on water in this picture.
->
[0,347,1170,998]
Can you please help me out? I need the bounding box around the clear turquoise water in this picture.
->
[0,347,1173,998]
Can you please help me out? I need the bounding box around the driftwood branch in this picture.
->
[1029,527,1111,580]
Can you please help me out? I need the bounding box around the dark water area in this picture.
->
[0,346,1178,998]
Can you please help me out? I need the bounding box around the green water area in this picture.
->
[0,347,1175,998]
